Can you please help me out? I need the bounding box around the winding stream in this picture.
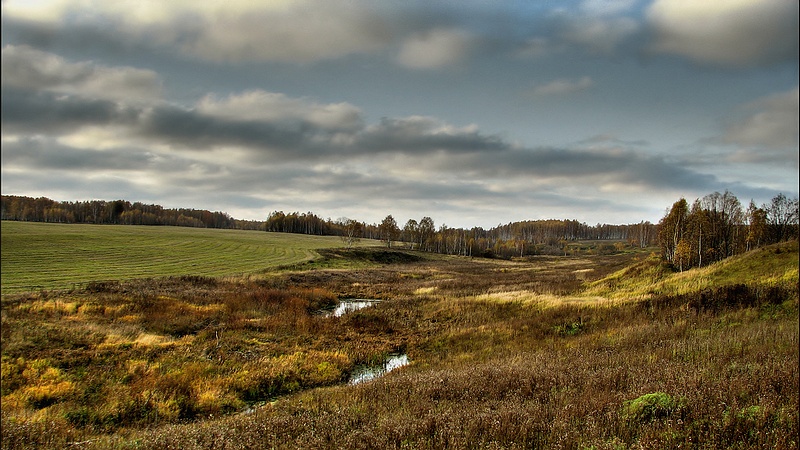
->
[349,354,410,385]
[321,299,410,384]
[241,299,407,414]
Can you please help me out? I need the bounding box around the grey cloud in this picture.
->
[136,106,310,153]
[723,87,799,152]
[171,3,393,63]
[436,145,719,193]
[1,1,395,64]
[1,81,721,197]
[0,167,155,202]
[529,76,594,97]
[577,135,650,148]
[646,0,799,67]
[3,84,512,159]
[0,86,326,155]
[395,28,474,69]
[0,87,139,134]
[1,137,155,171]
[357,117,510,155]
[1,45,163,101]
[0,16,175,82]
[196,91,364,133]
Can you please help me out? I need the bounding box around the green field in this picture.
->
[1,221,375,294]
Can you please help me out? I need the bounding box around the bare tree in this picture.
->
[767,193,800,242]
[339,218,362,248]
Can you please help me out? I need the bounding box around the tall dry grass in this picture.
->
[2,245,797,449]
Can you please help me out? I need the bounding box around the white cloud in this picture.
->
[560,16,639,54]
[176,3,391,63]
[395,28,473,69]
[1,45,162,101]
[725,87,799,149]
[721,87,799,167]
[1,0,393,63]
[196,91,363,132]
[646,0,799,66]
[530,76,594,96]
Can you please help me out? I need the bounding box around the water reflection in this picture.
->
[349,354,409,385]
[322,299,380,317]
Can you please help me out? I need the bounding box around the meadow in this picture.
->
[0,221,372,294]
[1,222,797,449]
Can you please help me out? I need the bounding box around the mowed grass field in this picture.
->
[1,221,374,294]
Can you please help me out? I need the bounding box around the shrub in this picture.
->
[622,392,685,424]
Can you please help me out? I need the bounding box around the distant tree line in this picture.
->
[0,196,262,230]
[11,192,796,264]
[266,210,660,257]
[1,195,659,258]
[659,191,799,271]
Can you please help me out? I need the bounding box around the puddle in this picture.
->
[319,299,380,317]
[349,354,409,385]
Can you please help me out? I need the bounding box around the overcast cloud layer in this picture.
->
[1,0,797,228]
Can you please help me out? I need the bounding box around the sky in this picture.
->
[1,0,798,229]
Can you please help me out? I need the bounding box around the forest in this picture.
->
[0,195,656,257]
[2,191,797,262]
[659,191,799,271]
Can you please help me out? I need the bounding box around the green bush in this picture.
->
[622,392,685,424]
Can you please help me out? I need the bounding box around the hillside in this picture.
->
[583,240,799,302]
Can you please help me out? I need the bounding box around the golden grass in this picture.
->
[584,241,799,302]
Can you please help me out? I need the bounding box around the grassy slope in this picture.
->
[583,240,799,302]
[1,221,378,294]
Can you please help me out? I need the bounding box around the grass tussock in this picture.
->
[1,244,797,449]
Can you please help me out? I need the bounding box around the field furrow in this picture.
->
[1,221,373,294]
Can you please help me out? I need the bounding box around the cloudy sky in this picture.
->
[1,0,797,228]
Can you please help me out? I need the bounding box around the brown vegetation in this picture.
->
[1,245,797,449]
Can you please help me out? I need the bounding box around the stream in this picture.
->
[349,353,410,385]
[323,299,409,383]
[241,299,407,414]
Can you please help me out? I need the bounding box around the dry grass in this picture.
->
[2,245,797,449]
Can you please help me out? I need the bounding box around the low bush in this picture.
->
[621,392,685,424]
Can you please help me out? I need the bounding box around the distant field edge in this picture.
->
[1,221,379,295]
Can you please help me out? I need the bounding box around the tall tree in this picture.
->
[701,190,744,262]
[403,219,419,250]
[658,198,688,265]
[685,200,710,268]
[418,216,435,251]
[767,193,800,242]
[746,200,768,251]
[378,215,400,248]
